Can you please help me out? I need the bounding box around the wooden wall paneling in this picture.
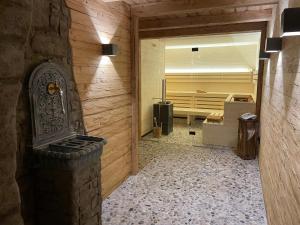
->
[101,130,132,168]
[132,0,278,17]
[67,0,133,198]
[139,9,273,31]
[166,74,256,94]
[101,151,132,197]
[131,15,139,175]
[81,94,131,116]
[256,24,267,118]
[139,22,267,39]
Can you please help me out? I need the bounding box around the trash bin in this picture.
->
[236,115,258,160]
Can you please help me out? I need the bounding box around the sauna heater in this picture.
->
[153,79,173,135]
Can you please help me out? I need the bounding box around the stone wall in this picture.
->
[34,159,102,225]
[0,0,84,225]
[259,0,300,224]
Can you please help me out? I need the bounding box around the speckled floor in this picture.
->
[142,118,204,147]
[102,119,267,225]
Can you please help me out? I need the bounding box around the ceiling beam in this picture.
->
[132,0,278,17]
[139,21,267,39]
[139,9,273,31]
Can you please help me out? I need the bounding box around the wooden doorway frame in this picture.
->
[131,20,268,175]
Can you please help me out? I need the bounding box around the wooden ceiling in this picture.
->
[103,0,278,38]
[103,0,179,5]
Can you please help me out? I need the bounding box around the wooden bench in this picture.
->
[167,91,228,124]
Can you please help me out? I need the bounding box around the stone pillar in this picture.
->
[0,0,85,224]
[0,82,24,225]
[34,156,102,225]
[0,0,33,224]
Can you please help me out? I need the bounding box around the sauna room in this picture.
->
[140,32,260,147]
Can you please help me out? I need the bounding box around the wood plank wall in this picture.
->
[166,73,256,96]
[66,0,132,198]
[260,0,300,224]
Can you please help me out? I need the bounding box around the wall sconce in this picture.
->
[265,38,282,53]
[281,7,300,37]
[192,47,199,52]
[102,44,118,56]
[259,52,270,60]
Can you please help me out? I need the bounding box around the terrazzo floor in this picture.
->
[142,118,204,147]
[102,118,267,225]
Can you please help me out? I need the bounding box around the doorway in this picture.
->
[132,21,267,174]
[138,32,262,169]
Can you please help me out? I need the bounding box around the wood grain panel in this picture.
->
[132,0,277,17]
[140,21,267,39]
[101,151,131,197]
[166,74,256,94]
[67,0,132,198]
[139,9,272,30]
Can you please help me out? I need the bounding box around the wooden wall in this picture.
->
[259,0,300,224]
[166,73,256,95]
[66,0,132,198]
[140,39,165,136]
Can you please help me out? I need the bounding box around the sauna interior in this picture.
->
[0,0,300,225]
[140,32,260,147]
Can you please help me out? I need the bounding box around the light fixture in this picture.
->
[265,38,282,53]
[281,7,300,37]
[102,44,118,56]
[165,42,257,50]
[165,68,252,74]
[192,47,199,52]
[259,51,270,60]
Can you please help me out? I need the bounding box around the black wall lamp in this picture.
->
[102,44,118,56]
[265,37,282,53]
[192,47,199,52]
[281,7,300,37]
[259,51,271,60]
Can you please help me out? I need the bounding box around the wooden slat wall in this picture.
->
[260,0,300,224]
[167,91,228,111]
[66,0,132,198]
[166,73,254,83]
[166,73,256,94]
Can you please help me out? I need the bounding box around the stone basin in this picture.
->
[49,135,107,154]
[32,135,106,170]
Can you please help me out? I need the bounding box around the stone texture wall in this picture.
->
[0,0,84,225]
[259,0,300,224]
[34,160,102,225]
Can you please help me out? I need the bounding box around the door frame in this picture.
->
[131,20,268,175]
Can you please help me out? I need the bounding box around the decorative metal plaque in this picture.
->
[29,62,72,148]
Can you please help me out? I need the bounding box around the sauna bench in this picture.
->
[167,91,229,124]
[173,107,224,124]
[203,94,256,147]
